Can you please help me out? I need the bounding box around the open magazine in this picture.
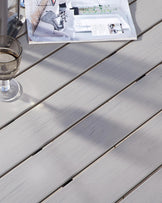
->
[25,0,137,44]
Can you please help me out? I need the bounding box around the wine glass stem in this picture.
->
[1,80,10,92]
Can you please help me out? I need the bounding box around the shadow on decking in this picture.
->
[1,1,162,200]
[19,61,161,166]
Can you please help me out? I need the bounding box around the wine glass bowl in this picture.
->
[0,35,22,102]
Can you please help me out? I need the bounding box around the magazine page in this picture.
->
[25,0,137,44]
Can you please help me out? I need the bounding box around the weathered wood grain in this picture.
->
[120,168,162,203]
[0,64,161,203]
[0,23,161,177]
[44,113,162,203]
[0,0,161,128]
[0,1,161,202]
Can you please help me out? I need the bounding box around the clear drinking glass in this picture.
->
[0,35,22,102]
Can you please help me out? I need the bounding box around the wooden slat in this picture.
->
[44,113,162,203]
[120,168,162,203]
[130,0,162,35]
[18,35,64,73]
[0,64,161,203]
[0,0,161,128]
[0,23,161,176]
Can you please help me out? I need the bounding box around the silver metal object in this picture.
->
[0,0,25,38]
[0,0,8,35]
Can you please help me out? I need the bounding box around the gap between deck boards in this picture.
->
[40,110,162,202]
[115,164,162,203]
[0,1,160,201]
[0,20,161,133]
[0,24,161,180]
[0,63,161,202]
[0,0,161,131]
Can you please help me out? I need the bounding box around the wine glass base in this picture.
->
[0,79,22,102]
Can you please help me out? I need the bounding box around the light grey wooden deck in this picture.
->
[0,0,161,202]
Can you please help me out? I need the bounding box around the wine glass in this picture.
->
[0,35,22,102]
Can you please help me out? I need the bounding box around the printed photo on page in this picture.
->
[25,0,137,44]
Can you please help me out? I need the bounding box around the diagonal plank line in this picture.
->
[115,164,162,203]
[40,110,162,202]
[0,82,161,181]
[0,23,161,182]
[17,19,161,78]
[0,1,160,200]
[0,62,161,181]
[0,19,161,132]
[0,61,161,133]
[16,43,69,76]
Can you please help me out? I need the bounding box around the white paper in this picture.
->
[25,0,137,44]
